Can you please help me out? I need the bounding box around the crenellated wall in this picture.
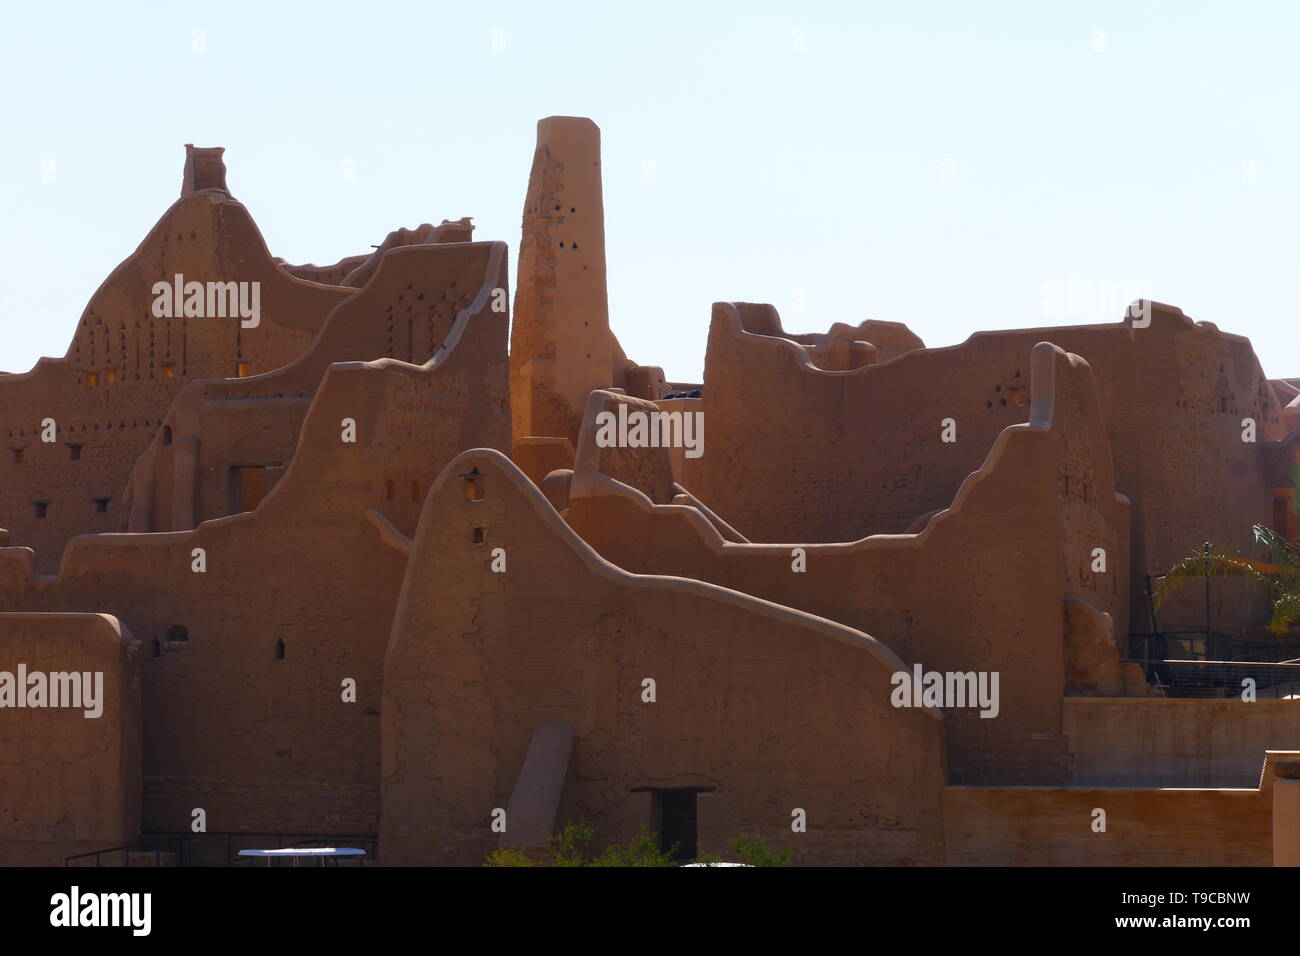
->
[565,344,1133,784]
[689,301,1281,639]
[381,449,947,866]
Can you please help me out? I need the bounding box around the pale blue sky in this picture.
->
[1,0,1296,383]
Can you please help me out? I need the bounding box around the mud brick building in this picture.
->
[3,119,1299,867]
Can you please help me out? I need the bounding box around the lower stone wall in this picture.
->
[1065,697,1300,787]
[943,786,1269,866]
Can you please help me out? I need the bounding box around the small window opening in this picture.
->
[68,444,82,460]
[151,639,161,658]
[275,639,286,661]
[34,501,48,519]
[93,497,109,513]
[11,448,22,464]
[473,527,485,544]
[85,371,99,387]
[162,426,172,447]
[462,468,485,501]
[167,625,189,644]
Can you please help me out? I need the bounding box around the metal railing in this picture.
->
[1122,658,1300,698]
[65,831,378,868]
[1129,630,1300,664]
[65,834,190,868]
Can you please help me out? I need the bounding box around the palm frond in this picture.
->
[1251,523,1300,571]
[1268,591,1300,636]
[1154,544,1275,609]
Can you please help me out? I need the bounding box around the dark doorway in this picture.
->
[652,790,698,861]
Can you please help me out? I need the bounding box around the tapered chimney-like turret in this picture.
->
[510,117,614,443]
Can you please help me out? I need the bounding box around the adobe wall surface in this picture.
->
[566,344,1127,784]
[1065,697,1300,788]
[571,391,680,505]
[943,786,1269,866]
[650,397,704,488]
[0,294,509,835]
[124,241,509,533]
[0,613,141,865]
[0,187,352,572]
[332,219,476,290]
[689,301,1280,637]
[857,319,926,363]
[511,437,575,489]
[381,449,946,866]
[277,253,372,286]
[1263,427,1300,487]
[279,220,477,288]
[725,304,925,371]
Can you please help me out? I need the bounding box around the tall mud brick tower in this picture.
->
[510,116,615,444]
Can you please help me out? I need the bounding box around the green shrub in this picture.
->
[589,826,678,867]
[547,818,596,867]
[729,835,792,867]
[483,847,536,867]
[482,819,678,866]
